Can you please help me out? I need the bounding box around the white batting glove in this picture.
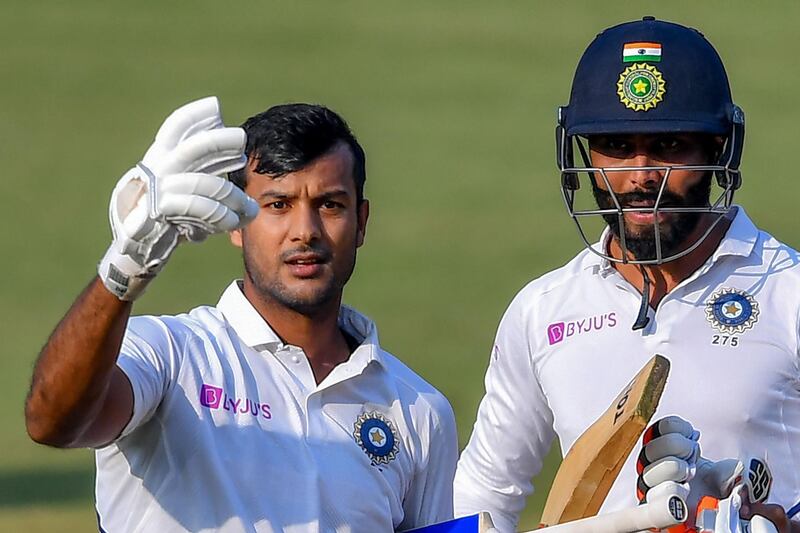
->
[637,416,701,505]
[636,416,729,527]
[637,416,777,532]
[708,459,776,533]
[98,97,258,300]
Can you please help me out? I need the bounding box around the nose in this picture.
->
[627,152,664,190]
[289,204,322,244]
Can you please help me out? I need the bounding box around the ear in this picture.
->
[356,199,369,248]
[229,228,243,249]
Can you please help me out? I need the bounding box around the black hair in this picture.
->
[229,103,366,203]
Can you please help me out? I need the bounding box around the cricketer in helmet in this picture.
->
[556,16,746,330]
[455,17,800,533]
[557,17,743,267]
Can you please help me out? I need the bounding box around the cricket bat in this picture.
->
[539,354,670,527]
[407,354,672,533]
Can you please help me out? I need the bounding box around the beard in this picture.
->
[591,173,712,261]
[242,242,357,317]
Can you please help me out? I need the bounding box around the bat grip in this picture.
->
[532,495,687,533]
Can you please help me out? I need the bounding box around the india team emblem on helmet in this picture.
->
[705,288,760,334]
[353,411,399,465]
[616,63,666,111]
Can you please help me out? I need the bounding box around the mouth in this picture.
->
[621,201,673,225]
[284,252,329,278]
[625,200,655,208]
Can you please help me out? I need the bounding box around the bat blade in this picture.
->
[539,354,670,527]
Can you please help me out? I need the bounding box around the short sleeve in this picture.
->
[399,395,459,530]
[115,316,183,439]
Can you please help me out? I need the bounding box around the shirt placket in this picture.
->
[306,361,361,441]
[273,345,317,434]
[270,345,323,532]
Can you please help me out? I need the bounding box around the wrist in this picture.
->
[98,246,156,301]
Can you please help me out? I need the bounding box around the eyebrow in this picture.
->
[318,189,352,200]
[258,190,294,201]
[257,189,353,201]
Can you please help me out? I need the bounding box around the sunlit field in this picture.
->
[3,2,800,530]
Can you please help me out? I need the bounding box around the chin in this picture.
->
[283,284,340,311]
[284,275,333,293]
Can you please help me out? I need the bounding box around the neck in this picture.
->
[610,213,733,308]
[240,278,351,384]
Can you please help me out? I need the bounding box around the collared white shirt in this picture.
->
[96,281,458,533]
[454,207,800,532]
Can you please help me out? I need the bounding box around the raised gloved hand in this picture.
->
[98,97,258,300]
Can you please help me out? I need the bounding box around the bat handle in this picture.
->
[532,495,687,533]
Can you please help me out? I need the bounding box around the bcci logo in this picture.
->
[353,411,399,465]
[705,287,759,334]
[617,63,666,112]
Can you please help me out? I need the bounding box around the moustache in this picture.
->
[598,189,692,209]
[280,246,332,263]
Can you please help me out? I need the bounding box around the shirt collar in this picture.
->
[576,228,617,277]
[584,205,758,275]
[708,206,759,260]
[215,280,386,369]
[337,303,385,369]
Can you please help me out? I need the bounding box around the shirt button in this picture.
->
[291,355,300,364]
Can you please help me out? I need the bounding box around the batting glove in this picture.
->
[637,416,776,531]
[698,458,776,533]
[637,416,702,505]
[98,96,258,300]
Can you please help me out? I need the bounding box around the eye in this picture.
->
[590,136,633,158]
[656,136,683,153]
[322,200,344,210]
[606,138,630,151]
[651,136,705,163]
[266,200,288,210]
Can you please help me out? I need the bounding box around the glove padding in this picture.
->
[637,416,744,528]
[637,416,702,503]
[637,416,779,532]
[704,468,778,533]
[99,97,258,300]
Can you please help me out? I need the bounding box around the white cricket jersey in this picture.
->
[95,281,458,533]
[454,207,800,532]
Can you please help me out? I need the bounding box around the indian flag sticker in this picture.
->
[623,42,662,63]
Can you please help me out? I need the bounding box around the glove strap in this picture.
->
[137,162,162,222]
[98,246,157,301]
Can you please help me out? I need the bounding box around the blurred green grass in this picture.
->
[2,1,800,530]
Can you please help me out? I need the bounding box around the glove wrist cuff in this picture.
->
[98,246,156,301]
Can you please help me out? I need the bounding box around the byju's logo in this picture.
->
[199,383,271,420]
[547,312,617,345]
[200,384,223,409]
[547,323,566,345]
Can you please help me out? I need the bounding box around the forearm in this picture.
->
[25,276,131,447]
